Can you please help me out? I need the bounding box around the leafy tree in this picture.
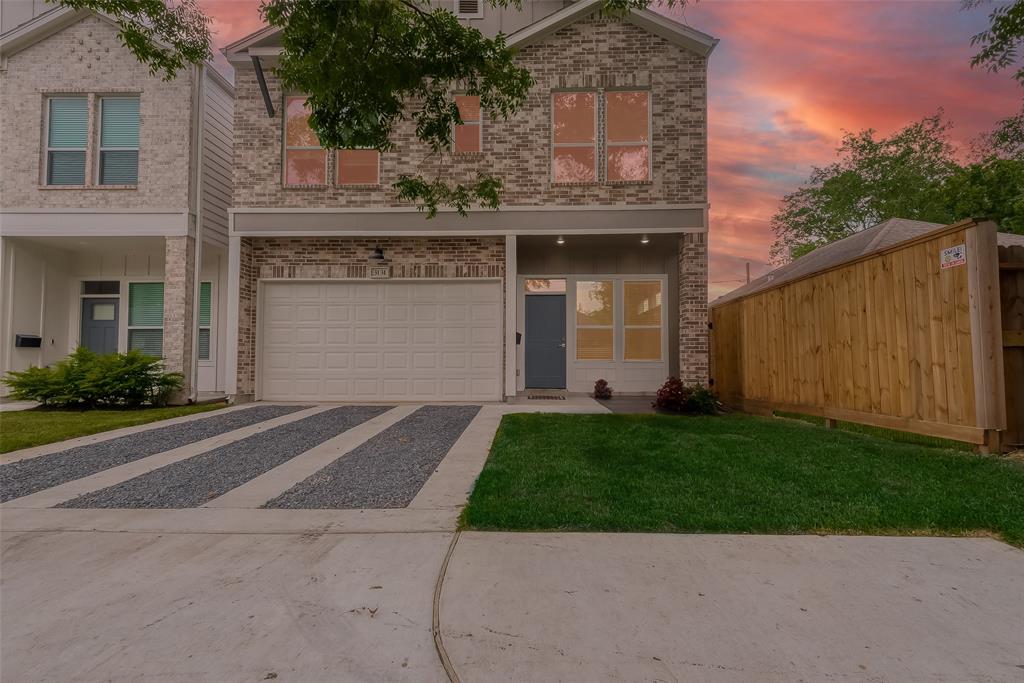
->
[972,106,1024,159]
[770,111,1024,262]
[769,114,957,262]
[943,157,1024,234]
[59,0,675,216]
[964,0,1024,85]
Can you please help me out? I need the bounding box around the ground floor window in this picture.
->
[127,282,164,357]
[576,280,614,360]
[624,280,662,361]
[198,281,212,361]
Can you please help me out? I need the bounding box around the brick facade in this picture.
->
[235,237,506,398]
[162,235,196,401]
[229,12,711,394]
[0,15,194,209]
[232,15,707,209]
[679,233,709,384]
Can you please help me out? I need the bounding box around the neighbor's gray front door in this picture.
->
[80,298,119,354]
[525,294,566,389]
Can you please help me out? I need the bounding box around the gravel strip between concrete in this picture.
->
[58,406,392,509]
[1,405,308,503]
[264,405,481,510]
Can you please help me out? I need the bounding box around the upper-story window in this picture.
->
[454,0,483,19]
[284,96,327,186]
[606,91,651,182]
[453,95,482,154]
[98,96,140,185]
[46,97,88,185]
[551,92,597,184]
[336,149,380,185]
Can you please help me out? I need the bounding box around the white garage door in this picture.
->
[259,280,503,401]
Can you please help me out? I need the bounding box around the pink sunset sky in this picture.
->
[199,0,1021,299]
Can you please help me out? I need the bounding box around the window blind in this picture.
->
[100,97,140,184]
[128,282,164,326]
[47,97,87,185]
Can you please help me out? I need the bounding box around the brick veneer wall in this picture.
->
[232,14,707,209]
[0,15,194,209]
[163,235,196,402]
[235,237,506,397]
[679,233,709,384]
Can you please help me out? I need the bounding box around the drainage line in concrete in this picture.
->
[433,528,462,683]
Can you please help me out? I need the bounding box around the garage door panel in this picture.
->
[325,305,352,322]
[261,281,502,401]
[384,328,409,344]
[413,328,438,345]
[353,327,380,344]
[383,352,408,369]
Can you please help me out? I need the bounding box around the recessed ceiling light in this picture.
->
[556,236,565,246]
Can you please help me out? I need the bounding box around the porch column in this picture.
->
[504,234,517,398]
[678,232,709,385]
[163,235,196,403]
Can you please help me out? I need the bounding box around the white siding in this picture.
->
[199,70,234,248]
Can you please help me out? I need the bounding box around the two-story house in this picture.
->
[0,4,234,400]
[222,0,716,403]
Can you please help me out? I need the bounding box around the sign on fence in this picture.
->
[941,244,967,269]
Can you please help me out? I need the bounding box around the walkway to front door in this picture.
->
[525,294,566,389]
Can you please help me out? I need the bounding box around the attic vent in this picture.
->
[455,0,483,18]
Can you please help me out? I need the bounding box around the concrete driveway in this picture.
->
[3,399,1023,682]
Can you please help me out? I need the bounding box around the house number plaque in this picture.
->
[369,266,391,279]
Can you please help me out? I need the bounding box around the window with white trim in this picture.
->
[46,96,88,185]
[623,280,662,361]
[198,281,212,361]
[284,96,327,185]
[98,96,140,185]
[454,0,483,19]
[453,95,482,153]
[336,149,380,185]
[605,91,651,182]
[576,280,613,360]
[552,92,597,183]
[128,282,164,357]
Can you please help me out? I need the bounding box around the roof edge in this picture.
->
[224,0,718,62]
[710,218,983,309]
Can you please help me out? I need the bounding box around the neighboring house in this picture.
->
[222,0,717,402]
[0,6,234,400]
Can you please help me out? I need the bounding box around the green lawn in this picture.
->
[0,404,225,454]
[462,413,1024,547]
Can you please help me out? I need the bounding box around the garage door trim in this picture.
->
[255,278,504,402]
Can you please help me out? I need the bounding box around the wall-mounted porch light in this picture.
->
[556,236,565,246]
[640,235,650,245]
[369,245,386,261]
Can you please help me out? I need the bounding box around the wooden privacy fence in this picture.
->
[711,219,1012,451]
[1000,242,1024,449]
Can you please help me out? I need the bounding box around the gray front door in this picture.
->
[525,295,566,389]
[80,298,119,354]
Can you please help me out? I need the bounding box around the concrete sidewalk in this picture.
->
[441,533,1024,683]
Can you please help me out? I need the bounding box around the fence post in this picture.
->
[966,221,1007,442]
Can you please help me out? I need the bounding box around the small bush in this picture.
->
[2,348,183,409]
[593,379,613,400]
[652,377,718,415]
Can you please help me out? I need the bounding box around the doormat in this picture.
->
[527,395,566,400]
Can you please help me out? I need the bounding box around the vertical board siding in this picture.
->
[1000,245,1024,448]
[711,225,997,444]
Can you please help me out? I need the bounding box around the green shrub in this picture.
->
[653,377,718,415]
[2,348,182,409]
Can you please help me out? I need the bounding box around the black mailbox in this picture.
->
[15,334,42,348]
